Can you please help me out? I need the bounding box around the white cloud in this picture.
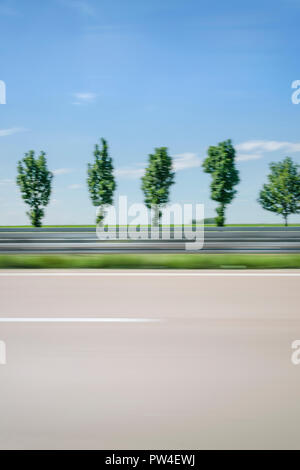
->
[0,178,14,185]
[0,127,26,137]
[60,0,94,16]
[50,198,60,205]
[236,140,300,161]
[236,153,263,162]
[72,92,97,105]
[115,167,145,179]
[115,152,201,180]
[173,153,201,171]
[52,168,73,175]
[67,184,83,190]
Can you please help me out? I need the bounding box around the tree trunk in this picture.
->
[96,206,105,225]
[152,206,161,227]
[216,203,226,227]
[284,214,288,227]
[29,207,43,227]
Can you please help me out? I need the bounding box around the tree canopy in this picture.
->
[258,157,300,226]
[16,150,53,227]
[141,147,175,225]
[203,139,240,226]
[87,138,116,223]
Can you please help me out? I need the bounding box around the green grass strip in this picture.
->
[0,254,300,269]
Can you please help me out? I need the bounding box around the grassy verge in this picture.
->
[0,254,300,269]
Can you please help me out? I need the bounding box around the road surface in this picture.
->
[0,270,300,449]
[1,227,300,253]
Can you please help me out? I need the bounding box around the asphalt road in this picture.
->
[1,227,300,253]
[0,270,300,449]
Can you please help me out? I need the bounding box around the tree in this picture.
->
[203,139,240,227]
[16,151,53,227]
[87,138,116,224]
[141,147,175,225]
[258,157,300,226]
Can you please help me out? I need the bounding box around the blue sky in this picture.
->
[1,0,300,224]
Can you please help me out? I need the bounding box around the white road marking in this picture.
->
[0,340,6,365]
[0,318,160,323]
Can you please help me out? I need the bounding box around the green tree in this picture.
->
[203,139,240,227]
[16,151,53,227]
[87,138,116,224]
[141,147,175,225]
[258,157,300,226]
